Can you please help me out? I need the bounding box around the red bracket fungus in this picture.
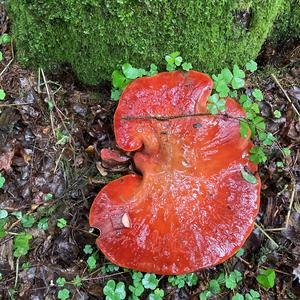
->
[89,71,261,275]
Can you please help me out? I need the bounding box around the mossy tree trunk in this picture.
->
[9,0,288,85]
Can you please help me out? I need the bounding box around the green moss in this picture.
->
[271,0,300,42]
[9,0,284,85]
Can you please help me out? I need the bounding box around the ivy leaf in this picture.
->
[72,275,82,287]
[216,80,230,97]
[112,70,127,89]
[0,209,8,219]
[169,51,181,59]
[174,56,183,66]
[21,215,35,228]
[43,193,53,201]
[182,62,193,71]
[0,33,11,44]
[104,280,126,300]
[253,116,266,131]
[147,63,158,76]
[149,288,165,300]
[111,88,122,101]
[207,104,218,115]
[240,120,249,138]
[58,288,70,300]
[56,277,66,287]
[229,90,238,98]
[256,269,276,289]
[83,244,93,254]
[87,255,97,270]
[232,293,244,300]
[122,63,145,80]
[241,168,257,184]
[239,94,250,104]
[225,270,243,290]
[252,89,263,101]
[282,147,291,157]
[0,89,6,101]
[235,248,245,257]
[233,64,245,79]
[245,60,258,72]
[186,273,198,286]
[273,110,281,118]
[221,68,233,84]
[232,77,245,89]
[166,63,176,71]
[37,217,48,230]
[142,273,158,290]
[57,218,67,228]
[245,289,261,300]
[251,103,260,113]
[199,290,212,300]
[0,174,5,188]
[165,55,174,64]
[249,146,267,164]
[209,279,221,294]
[217,273,226,284]
[13,232,32,257]
[262,133,276,146]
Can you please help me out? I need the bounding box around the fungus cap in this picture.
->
[89,71,260,275]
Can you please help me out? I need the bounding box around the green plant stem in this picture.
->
[271,74,300,117]
[254,222,279,248]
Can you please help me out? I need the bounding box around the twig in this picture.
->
[271,73,300,117]
[0,59,14,77]
[0,103,31,108]
[14,257,19,289]
[40,68,75,148]
[82,271,128,282]
[40,68,56,138]
[260,265,291,276]
[66,224,98,237]
[265,181,296,232]
[0,39,15,78]
[254,222,279,248]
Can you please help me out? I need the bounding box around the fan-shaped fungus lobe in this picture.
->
[89,71,260,275]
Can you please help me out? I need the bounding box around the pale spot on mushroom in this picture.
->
[121,213,131,228]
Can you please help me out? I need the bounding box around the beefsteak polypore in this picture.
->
[89,71,261,275]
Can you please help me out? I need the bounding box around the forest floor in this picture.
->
[0,4,300,300]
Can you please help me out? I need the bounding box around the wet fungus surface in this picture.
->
[89,71,261,275]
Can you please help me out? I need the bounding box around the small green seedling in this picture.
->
[13,232,33,258]
[245,60,258,72]
[0,209,8,219]
[83,244,93,254]
[149,288,165,300]
[21,215,35,228]
[58,288,70,300]
[142,273,158,290]
[103,280,126,300]
[168,273,198,288]
[256,268,276,289]
[56,277,66,287]
[273,110,281,118]
[0,89,5,101]
[0,33,11,44]
[57,218,67,228]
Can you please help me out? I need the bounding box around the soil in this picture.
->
[0,4,300,300]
